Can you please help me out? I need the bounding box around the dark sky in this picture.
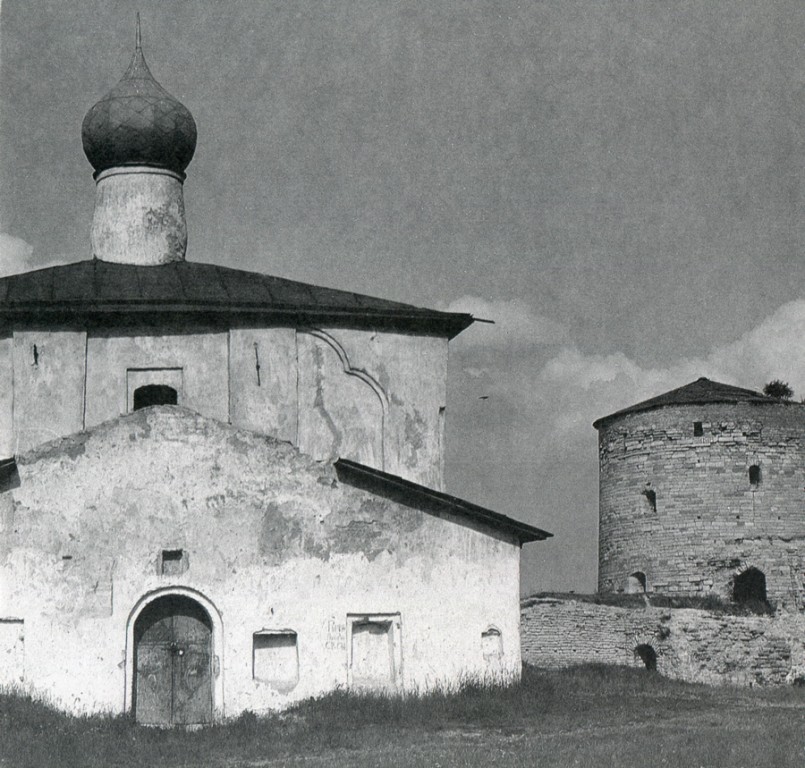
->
[2,1,804,593]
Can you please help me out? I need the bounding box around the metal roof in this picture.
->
[593,377,774,429]
[0,260,474,338]
[334,458,552,544]
[82,23,197,177]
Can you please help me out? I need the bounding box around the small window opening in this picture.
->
[253,631,299,690]
[749,465,761,487]
[626,572,647,594]
[481,627,503,660]
[693,422,703,437]
[133,384,178,411]
[160,549,187,576]
[634,644,657,671]
[733,567,767,604]
[642,488,657,512]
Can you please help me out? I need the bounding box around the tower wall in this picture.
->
[597,402,805,609]
[91,167,187,264]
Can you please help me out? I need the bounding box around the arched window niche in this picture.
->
[481,626,503,661]
[626,572,647,594]
[133,384,178,411]
[733,567,767,604]
[634,644,657,671]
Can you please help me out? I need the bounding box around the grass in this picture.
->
[2,665,805,766]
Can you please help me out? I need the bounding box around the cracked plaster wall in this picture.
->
[1,324,447,489]
[12,330,86,454]
[0,407,519,716]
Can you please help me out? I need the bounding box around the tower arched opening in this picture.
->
[634,644,657,671]
[733,567,767,605]
[626,572,647,594]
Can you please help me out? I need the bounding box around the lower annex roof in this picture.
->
[335,458,552,544]
[0,259,474,339]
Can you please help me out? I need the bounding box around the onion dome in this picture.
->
[81,18,197,177]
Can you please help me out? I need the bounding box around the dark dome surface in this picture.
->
[82,43,196,176]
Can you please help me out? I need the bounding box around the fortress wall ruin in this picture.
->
[521,597,805,687]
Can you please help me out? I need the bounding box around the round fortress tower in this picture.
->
[81,16,197,264]
[594,377,805,610]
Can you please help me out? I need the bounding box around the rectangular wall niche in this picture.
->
[481,627,503,660]
[347,613,402,690]
[0,619,24,687]
[160,549,188,576]
[253,631,299,691]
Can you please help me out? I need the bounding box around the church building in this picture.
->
[0,23,549,724]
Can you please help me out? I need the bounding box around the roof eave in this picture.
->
[334,458,552,544]
[0,305,475,339]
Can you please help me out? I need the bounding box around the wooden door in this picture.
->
[134,596,213,726]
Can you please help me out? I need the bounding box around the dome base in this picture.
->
[91,167,187,265]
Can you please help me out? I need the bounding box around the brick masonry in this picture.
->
[596,402,805,610]
[521,597,805,686]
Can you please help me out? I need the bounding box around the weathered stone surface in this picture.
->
[229,328,297,444]
[91,168,187,264]
[521,597,805,686]
[12,329,86,453]
[0,407,521,716]
[597,403,805,609]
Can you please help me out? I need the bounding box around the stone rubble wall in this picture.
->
[521,597,805,686]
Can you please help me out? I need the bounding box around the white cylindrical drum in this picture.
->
[91,166,187,264]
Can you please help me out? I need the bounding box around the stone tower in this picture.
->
[594,377,805,610]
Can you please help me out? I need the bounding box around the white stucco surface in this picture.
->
[0,408,522,717]
[3,322,449,489]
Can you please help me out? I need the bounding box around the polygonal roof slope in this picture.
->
[0,259,473,338]
[593,377,773,429]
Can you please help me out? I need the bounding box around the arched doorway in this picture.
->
[133,594,213,726]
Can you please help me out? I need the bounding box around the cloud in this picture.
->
[443,296,569,348]
[0,233,34,277]
[538,298,805,436]
[0,234,72,278]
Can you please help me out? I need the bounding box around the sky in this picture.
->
[1,1,804,594]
